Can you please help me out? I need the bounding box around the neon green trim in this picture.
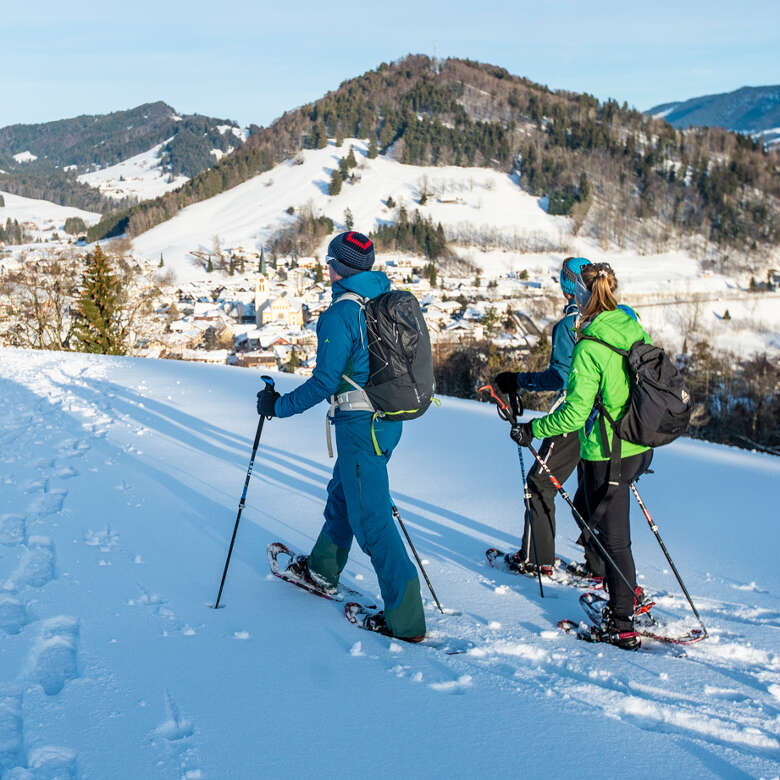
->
[370,413,382,456]
[431,397,442,407]
[382,409,419,416]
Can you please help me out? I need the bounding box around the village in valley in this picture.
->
[138,244,546,376]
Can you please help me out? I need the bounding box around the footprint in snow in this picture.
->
[22,479,48,494]
[4,537,55,590]
[8,746,78,779]
[25,616,80,696]
[0,595,30,635]
[0,694,23,772]
[26,490,67,517]
[155,689,194,740]
[0,515,26,546]
[84,527,119,552]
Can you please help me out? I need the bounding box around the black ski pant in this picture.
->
[580,450,653,619]
[520,431,603,574]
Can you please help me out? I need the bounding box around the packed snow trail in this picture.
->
[0,348,778,779]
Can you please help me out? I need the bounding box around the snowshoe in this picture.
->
[486,548,553,577]
[486,548,604,589]
[344,602,425,643]
[575,591,705,646]
[267,543,369,603]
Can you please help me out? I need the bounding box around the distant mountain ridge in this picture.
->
[647,85,780,143]
[0,103,243,212]
[86,55,779,260]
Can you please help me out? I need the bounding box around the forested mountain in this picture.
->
[647,85,780,138]
[0,102,242,211]
[87,56,779,261]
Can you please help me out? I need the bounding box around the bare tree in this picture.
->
[0,250,83,350]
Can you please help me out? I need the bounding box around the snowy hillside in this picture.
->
[1,348,778,779]
[131,139,571,280]
[128,139,780,358]
[77,141,189,201]
[0,191,100,240]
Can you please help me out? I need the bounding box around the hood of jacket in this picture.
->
[580,308,648,350]
[331,270,391,302]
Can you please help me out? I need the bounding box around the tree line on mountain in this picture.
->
[0,164,128,214]
[86,55,779,262]
[0,103,241,212]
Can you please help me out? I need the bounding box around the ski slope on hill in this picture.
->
[0,349,778,779]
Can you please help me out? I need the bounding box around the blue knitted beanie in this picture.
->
[327,231,375,277]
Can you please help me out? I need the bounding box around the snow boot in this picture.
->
[599,608,641,651]
[366,609,425,644]
[565,559,603,584]
[286,554,337,596]
[505,551,553,577]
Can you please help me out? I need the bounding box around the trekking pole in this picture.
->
[479,384,643,607]
[630,481,708,637]
[213,376,275,609]
[392,504,445,614]
[506,390,544,598]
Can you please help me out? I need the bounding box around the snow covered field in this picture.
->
[0,349,778,779]
[0,191,99,239]
[77,142,188,202]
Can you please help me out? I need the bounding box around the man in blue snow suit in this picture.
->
[495,256,606,577]
[257,231,426,641]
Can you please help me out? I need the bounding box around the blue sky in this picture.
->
[5,0,779,127]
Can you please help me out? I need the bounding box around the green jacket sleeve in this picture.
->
[531,341,600,439]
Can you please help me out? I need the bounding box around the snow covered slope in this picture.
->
[77,141,188,201]
[131,139,570,281]
[0,191,99,238]
[1,349,778,778]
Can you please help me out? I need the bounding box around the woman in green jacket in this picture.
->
[511,262,651,650]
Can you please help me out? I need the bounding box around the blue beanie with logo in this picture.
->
[560,257,592,296]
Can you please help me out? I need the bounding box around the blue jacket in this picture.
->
[516,302,579,393]
[275,271,391,418]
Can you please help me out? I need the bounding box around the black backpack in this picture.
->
[340,290,435,420]
[580,335,692,484]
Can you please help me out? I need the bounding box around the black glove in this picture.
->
[495,371,518,394]
[510,421,534,447]
[257,386,280,419]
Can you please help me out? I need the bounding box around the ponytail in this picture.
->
[579,262,617,322]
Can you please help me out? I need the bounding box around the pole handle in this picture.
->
[260,375,275,389]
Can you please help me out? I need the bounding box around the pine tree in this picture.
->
[314,262,324,283]
[367,135,378,159]
[313,120,328,149]
[344,207,354,230]
[72,245,125,355]
[346,145,357,168]
[329,169,342,196]
[286,346,300,372]
[335,127,344,147]
[259,248,266,274]
[207,257,213,273]
[159,253,164,268]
